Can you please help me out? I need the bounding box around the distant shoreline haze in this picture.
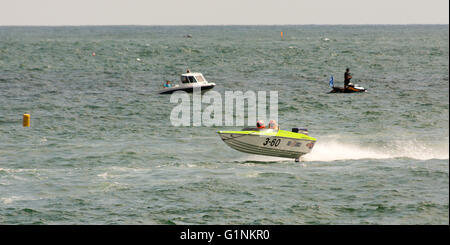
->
[0,0,448,26]
[0,24,449,27]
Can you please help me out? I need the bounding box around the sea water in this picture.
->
[0,25,448,224]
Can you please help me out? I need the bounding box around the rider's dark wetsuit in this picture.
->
[344,71,352,88]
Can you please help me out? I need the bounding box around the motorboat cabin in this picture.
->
[180,72,208,84]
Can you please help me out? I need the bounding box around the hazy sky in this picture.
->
[0,0,448,25]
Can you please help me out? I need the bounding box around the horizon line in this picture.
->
[0,23,448,27]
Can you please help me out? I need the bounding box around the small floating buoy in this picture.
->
[23,114,30,127]
[92,52,96,56]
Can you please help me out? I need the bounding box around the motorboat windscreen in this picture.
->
[195,75,206,82]
[181,76,197,83]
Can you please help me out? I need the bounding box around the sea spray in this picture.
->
[303,138,449,162]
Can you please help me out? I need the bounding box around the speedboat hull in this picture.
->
[218,129,316,159]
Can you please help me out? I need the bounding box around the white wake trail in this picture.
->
[303,139,449,162]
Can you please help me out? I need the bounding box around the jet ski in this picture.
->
[158,72,215,94]
[329,84,367,93]
[328,76,367,93]
[217,127,316,162]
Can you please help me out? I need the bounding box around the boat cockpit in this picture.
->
[180,73,208,84]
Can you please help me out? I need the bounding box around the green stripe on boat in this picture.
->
[217,129,316,141]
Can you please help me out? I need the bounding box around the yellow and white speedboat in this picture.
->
[218,127,316,162]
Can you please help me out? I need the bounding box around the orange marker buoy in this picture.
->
[23,114,30,127]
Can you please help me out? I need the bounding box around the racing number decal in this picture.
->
[263,138,281,147]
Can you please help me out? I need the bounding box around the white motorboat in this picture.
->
[158,72,216,94]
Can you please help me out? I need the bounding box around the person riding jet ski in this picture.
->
[344,68,352,89]
[328,68,367,93]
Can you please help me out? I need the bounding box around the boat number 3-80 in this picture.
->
[263,138,281,147]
